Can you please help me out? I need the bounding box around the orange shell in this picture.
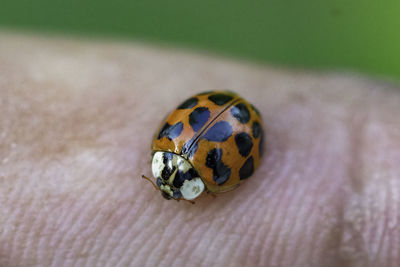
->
[151,91,264,193]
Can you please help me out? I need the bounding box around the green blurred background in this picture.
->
[1,0,399,82]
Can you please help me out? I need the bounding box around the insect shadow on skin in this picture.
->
[141,90,264,203]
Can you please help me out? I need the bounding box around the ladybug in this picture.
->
[142,91,264,203]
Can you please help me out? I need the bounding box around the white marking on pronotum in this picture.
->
[177,155,192,173]
[180,178,205,200]
[152,151,205,200]
[152,151,165,179]
[152,152,194,180]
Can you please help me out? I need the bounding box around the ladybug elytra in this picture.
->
[142,91,264,203]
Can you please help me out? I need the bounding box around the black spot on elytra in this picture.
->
[177,97,198,109]
[231,103,250,124]
[189,107,210,132]
[208,93,233,106]
[252,121,262,139]
[203,121,232,142]
[206,148,231,185]
[173,168,198,188]
[235,132,253,157]
[239,156,254,180]
[157,121,183,140]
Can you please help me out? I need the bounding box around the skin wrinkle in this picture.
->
[208,176,265,265]
[338,93,400,266]
[234,155,280,265]
[165,207,216,267]
[10,179,38,264]
[380,195,393,266]
[47,95,144,266]
[119,196,193,266]
[51,193,102,266]
[36,183,76,264]
[171,220,205,267]
[0,174,20,257]
[266,153,313,264]
[376,190,390,266]
[76,186,123,267]
[81,180,134,264]
[260,152,295,265]
[158,212,193,265]
[44,201,78,266]
[48,168,110,266]
[144,212,188,265]
[45,176,94,258]
[216,204,254,247]
[384,139,399,266]
[292,148,323,264]
[277,153,319,265]
[195,215,222,266]
[201,229,224,267]
[248,205,273,266]
[93,203,141,267]
[166,217,193,267]
[366,123,400,266]
[303,134,343,264]
[55,176,104,265]
[167,211,212,267]
[259,101,344,266]
[31,195,57,266]
[1,33,400,266]
[389,176,400,264]
[217,197,260,266]
[246,201,268,266]
[234,197,266,266]
[270,185,299,266]
[173,211,216,266]
[198,205,240,266]
[92,189,147,267]
[310,180,344,264]
[168,211,214,267]
[28,193,62,266]
[368,170,385,258]
[112,199,165,267]
[146,212,184,267]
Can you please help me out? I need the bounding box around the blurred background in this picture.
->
[1,0,399,83]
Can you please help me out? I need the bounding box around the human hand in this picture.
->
[1,33,399,267]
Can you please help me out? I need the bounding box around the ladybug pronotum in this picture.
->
[142,91,264,202]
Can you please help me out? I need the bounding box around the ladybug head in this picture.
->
[148,151,205,202]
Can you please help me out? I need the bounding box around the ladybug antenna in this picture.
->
[141,175,160,191]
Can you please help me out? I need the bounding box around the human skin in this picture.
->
[0,33,399,267]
